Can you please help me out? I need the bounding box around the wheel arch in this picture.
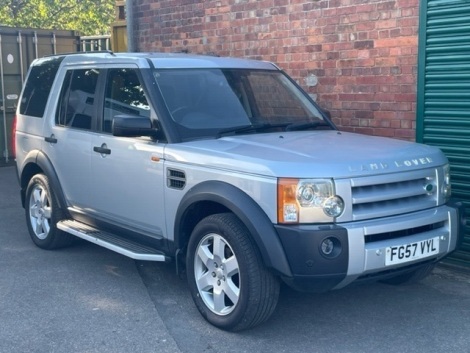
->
[19,150,68,213]
[174,181,292,277]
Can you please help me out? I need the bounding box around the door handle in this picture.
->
[93,144,111,155]
[45,135,57,144]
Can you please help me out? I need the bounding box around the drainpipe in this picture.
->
[0,34,9,162]
[126,0,135,52]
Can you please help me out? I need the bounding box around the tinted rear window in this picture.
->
[19,56,64,117]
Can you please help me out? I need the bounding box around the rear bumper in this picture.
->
[275,202,463,292]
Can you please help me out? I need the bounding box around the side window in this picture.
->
[103,68,150,133]
[55,68,100,130]
[19,56,64,117]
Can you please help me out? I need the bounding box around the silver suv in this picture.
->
[15,52,464,331]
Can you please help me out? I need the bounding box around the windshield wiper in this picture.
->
[216,123,288,138]
[217,121,331,138]
[285,121,331,131]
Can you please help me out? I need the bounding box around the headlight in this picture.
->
[442,164,451,202]
[278,178,344,224]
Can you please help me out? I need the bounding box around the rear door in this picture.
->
[42,66,99,209]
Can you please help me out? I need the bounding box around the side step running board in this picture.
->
[57,220,167,261]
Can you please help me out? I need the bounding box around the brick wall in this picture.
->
[133,0,420,140]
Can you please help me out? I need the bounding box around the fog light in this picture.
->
[319,237,342,258]
[321,238,334,255]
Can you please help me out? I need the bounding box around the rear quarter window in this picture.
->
[19,56,64,117]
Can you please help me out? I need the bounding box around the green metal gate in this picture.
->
[417,0,470,265]
[0,26,79,162]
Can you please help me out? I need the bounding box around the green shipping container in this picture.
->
[0,26,80,162]
[417,0,470,266]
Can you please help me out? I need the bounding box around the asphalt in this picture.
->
[0,158,15,168]
[1,163,470,353]
[0,165,180,353]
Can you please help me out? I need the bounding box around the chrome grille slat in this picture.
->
[350,168,435,187]
[353,197,437,220]
[352,179,430,204]
[348,168,439,221]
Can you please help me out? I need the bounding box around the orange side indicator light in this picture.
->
[277,178,299,223]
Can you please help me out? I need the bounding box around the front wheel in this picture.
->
[186,213,280,331]
[25,174,74,249]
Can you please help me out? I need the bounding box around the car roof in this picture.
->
[36,51,279,70]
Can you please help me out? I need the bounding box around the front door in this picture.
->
[90,67,166,239]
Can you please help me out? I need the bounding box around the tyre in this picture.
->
[25,174,74,249]
[381,263,435,285]
[186,213,280,331]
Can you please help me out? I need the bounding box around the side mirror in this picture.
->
[112,115,157,138]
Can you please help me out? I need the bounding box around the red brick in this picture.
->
[375,111,396,120]
[394,128,415,140]
[375,36,418,48]
[397,0,418,8]
[376,128,397,137]
[375,57,398,66]
[356,22,376,31]
[397,17,418,27]
[369,118,391,128]
[354,40,374,49]
[378,30,390,39]
[395,93,417,102]
[378,1,397,11]
[356,3,377,13]
[356,127,375,136]
[376,19,397,29]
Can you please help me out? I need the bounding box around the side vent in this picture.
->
[167,169,186,190]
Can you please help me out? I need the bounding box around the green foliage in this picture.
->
[0,0,115,35]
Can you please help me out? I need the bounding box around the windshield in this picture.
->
[153,68,331,140]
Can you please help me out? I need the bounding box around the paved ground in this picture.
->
[0,166,180,353]
[0,158,15,168]
[1,165,470,353]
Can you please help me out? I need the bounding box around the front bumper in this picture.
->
[275,202,464,292]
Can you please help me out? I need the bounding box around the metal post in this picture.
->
[0,34,9,162]
[52,32,57,55]
[126,0,134,52]
[33,31,38,58]
[18,31,24,84]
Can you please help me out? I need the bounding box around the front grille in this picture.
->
[350,168,438,221]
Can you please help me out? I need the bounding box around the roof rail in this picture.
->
[44,50,115,58]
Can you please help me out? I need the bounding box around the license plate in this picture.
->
[385,237,440,266]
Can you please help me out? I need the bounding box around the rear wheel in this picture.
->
[186,213,280,331]
[25,174,74,249]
